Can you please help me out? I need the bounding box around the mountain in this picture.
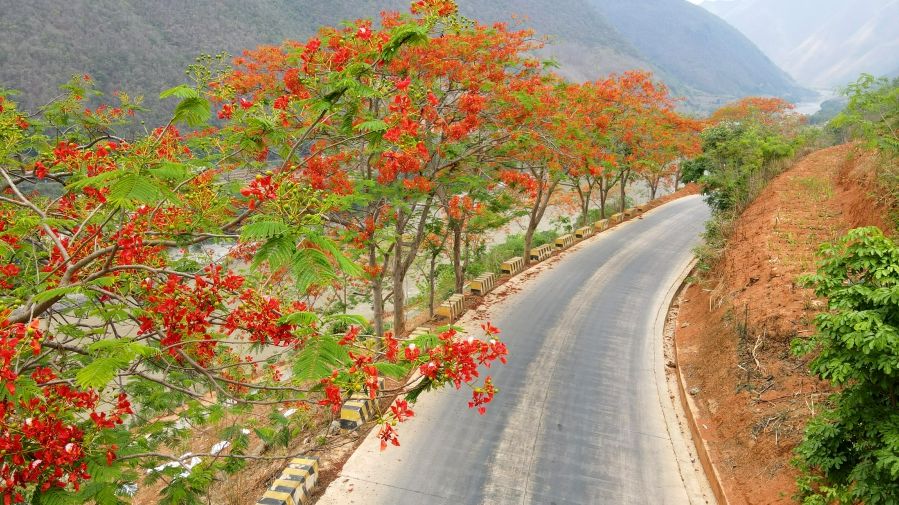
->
[454,0,650,82]
[589,0,809,102]
[0,0,806,121]
[700,0,899,89]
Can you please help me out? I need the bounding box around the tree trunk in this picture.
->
[392,241,406,337]
[428,253,437,318]
[581,190,591,226]
[391,195,435,337]
[369,243,385,339]
[452,224,464,293]
[619,170,630,213]
[463,235,471,278]
[649,177,659,200]
[523,218,538,266]
[575,183,591,227]
[598,173,618,219]
[524,177,556,264]
[598,180,608,219]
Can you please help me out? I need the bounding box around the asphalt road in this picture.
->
[318,195,712,505]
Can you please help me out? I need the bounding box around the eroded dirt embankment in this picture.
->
[674,144,893,504]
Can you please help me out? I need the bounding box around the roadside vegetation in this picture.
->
[676,72,897,503]
[831,74,899,225]
[791,74,899,505]
[682,97,819,272]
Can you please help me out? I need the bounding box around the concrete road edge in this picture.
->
[659,259,729,504]
[652,256,719,504]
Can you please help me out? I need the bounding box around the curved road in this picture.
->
[319,195,712,505]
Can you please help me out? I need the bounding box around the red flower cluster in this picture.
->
[302,151,353,196]
[377,149,423,184]
[0,264,19,290]
[402,176,432,193]
[318,372,342,414]
[218,103,234,120]
[32,162,48,180]
[446,194,482,222]
[415,327,507,412]
[377,422,400,450]
[356,21,373,41]
[143,266,246,364]
[377,399,416,451]
[239,174,280,210]
[1,322,123,503]
[499,169,538,197]
[223,289,298,347]
[113,212,162,266]
[383,331,399,362]
[468,376,497,415]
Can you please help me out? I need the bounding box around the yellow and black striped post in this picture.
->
[257,456,320,505]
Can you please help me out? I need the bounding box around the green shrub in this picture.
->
[792,227,899,504]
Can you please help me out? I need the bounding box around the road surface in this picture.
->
[318,195,712,505]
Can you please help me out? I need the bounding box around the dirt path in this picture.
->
[673,144,893,504]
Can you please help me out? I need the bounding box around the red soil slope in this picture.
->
[674,144,893,504]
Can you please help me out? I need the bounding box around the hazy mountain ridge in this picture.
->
[0,0,806,120]
[700,0,899,89]
[590,0,809,100]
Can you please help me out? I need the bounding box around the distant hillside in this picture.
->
[700,0,899,89]
[0,0,807,122]
[590,0,810,102]
[453,0,650,82]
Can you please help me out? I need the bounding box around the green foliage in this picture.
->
[792,227,899,504]
[160,85,211,127]
[291,335,350,382]
[690,113,807,273]
[106,173,177,207]
[809,97,848,126]
[693,121,796,213]
[832,74,899,157]
[832,74,899,223]
[680,156,710,185]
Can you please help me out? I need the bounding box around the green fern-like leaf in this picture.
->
[77,340,155,388]
[292,335,349,382]
[67,169,124,191]
[37,489,80,505]
[76,355,131,388]
[381,24,429,62]
[252,234,296,270]
[107,173,169,206]
[303,232,363,277]
[323,314,368,327]
[149,162,193,182]
[373,362,409,379]
[279,311,318,326]
[291,247,339,292]
[31,285,81,304]
[241,220,290,241]
[412,331,440,351]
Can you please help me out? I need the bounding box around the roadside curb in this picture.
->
[653,255,715,504]
[670,266,731,505]
[257,456,320,505]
